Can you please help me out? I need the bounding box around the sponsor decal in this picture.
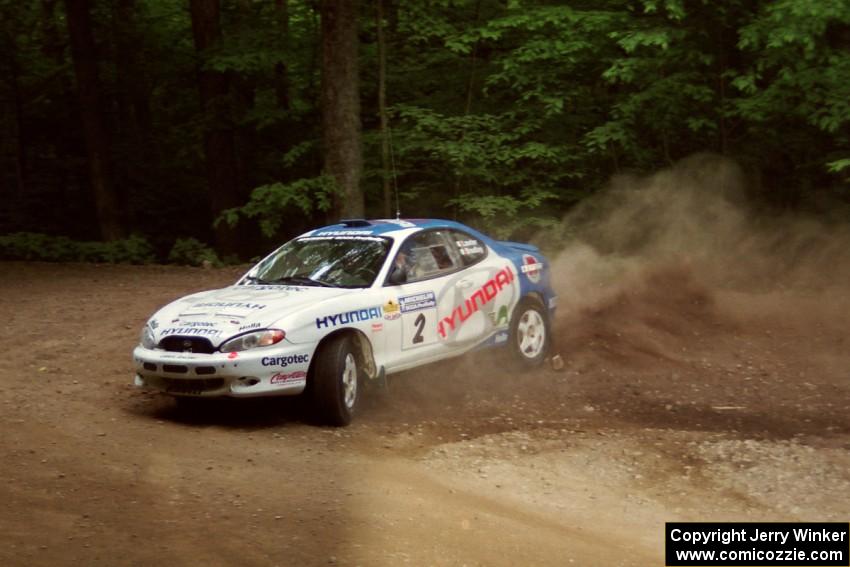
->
[459,245,484,256]
[261,354,309,367]
[299,235,384,243]
[487,304,510,327]
[227,352,238,360]
[438,266,515,339]
[171,318,180,323]
[316,307,383,329]
[270,371,307,385]
[383,299,401,320]
[161,327,222,337]
[520,254,542,284]
[194,301,266,310]
[238,322,262,332]
[456,239,484,256]
[371,322,384,332]
[240,285,307,292]
[177,321,216,328]
[159,353,195,360]
[399,291,437,313]
[313,230,372,237]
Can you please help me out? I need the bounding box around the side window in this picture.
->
[392,230,462,283]
[451,230,487,266]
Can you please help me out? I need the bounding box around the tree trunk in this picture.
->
[321,0,364,219]
[190,0,241,255]
[7,40,27,231]
[376,0,392,218]
[65,0,123,240]
[111,0,157,232]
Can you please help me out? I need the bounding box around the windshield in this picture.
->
[246,236,391,288]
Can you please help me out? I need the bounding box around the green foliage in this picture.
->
[1,0,849,255]
[389,103,571,234]
[218,176,336,238]
[0,233,155,264]
[167,238,221,267]
[827,159,850,173]
[733,0,850,173]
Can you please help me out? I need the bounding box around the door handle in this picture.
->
[455,279,474,289]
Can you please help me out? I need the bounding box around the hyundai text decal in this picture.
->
[160,327,222,337]
[313,230,372,236]
[438,266,514,338]
[316,307,383,328]
[300,235,384,242]
[261,354,309,367]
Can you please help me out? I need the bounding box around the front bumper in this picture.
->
[132,343,312,398]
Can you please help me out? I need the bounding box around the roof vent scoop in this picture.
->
[340,219,372,228]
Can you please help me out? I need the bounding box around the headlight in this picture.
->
[140,325,157,349]
[220,329,285,352]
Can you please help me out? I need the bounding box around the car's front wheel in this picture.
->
[509,298,550,367]
[311,334,360,426]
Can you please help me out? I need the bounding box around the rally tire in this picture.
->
[311,334,360,426]
[509,297,550,368]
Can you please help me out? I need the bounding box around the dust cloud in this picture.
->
[377,154,849,428]
[548,152,850,367]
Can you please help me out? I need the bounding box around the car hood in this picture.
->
[148,284,350,346]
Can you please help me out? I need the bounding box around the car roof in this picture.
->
[305,218,483,238]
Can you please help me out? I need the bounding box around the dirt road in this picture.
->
[0,261,847,566]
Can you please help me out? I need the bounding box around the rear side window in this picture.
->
[393,230,462,283]
[451,230,487,266]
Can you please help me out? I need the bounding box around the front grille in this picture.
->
[195,366,216,375]
[159,336,216,354]
[161,377,224,394]
[163,364,188,374]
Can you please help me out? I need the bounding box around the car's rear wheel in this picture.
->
[509,298,550,367]
[311,334,360,426]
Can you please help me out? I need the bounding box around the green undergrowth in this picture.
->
[0,233,224,266]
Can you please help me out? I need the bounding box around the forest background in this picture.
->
[1,0,848,264]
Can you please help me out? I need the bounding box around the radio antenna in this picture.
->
[388,124,401,219]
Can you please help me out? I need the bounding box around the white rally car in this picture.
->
[133,219,557,425]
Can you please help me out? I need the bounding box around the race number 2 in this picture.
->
[402,310,437,349]
[412,313,425,344]
[400,291,439,349]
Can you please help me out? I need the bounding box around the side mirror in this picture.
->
[388,265,408,285]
